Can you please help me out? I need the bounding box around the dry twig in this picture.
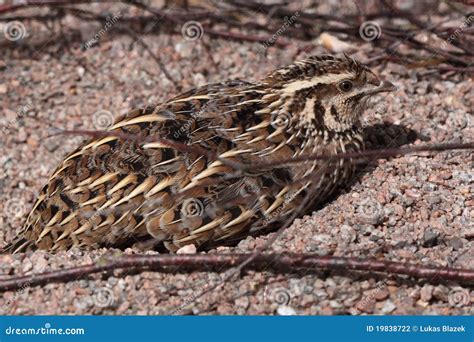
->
[1,253,473,292]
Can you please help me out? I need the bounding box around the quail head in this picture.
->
[4,54,395,253]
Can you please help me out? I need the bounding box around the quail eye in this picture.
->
[338,80,353,92]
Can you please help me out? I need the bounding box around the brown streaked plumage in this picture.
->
[3,55,395,254]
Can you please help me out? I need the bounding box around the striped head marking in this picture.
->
[264,55,396,134]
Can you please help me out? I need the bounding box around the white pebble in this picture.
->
[277,305,296,316]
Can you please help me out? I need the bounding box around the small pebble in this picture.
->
[277,305,297,316]
[381,300,396,314]
[420,285,433,302]
[448,237,464,250]
[234,296,249,309]
[433,286,450,302]
[176,244,197,254]
[422,228,440,247]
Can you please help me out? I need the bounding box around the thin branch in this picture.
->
[240,142,474,171]
[1,253,473,292]
[122,27,181,91]
[1,0,472,72]
[55,129,473,171]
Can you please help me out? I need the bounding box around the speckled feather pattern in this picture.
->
[5,55,388,253]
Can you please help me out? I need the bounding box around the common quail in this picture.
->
[4,55,395,254]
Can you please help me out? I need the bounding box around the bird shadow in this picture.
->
[321,121,423,207]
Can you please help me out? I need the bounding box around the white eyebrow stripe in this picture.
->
[281,72,354,94]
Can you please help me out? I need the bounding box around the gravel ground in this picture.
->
[0,3,473,315]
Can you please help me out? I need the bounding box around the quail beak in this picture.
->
[365,80,397,96]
